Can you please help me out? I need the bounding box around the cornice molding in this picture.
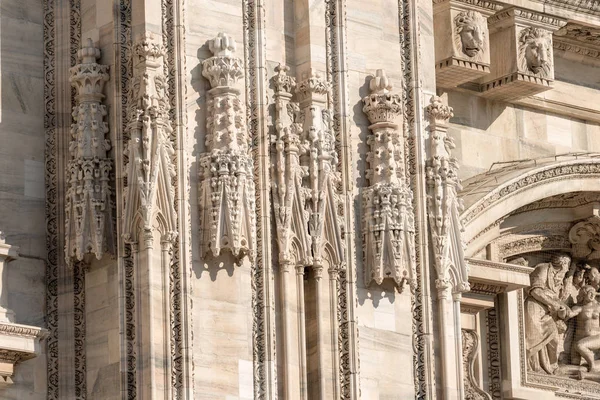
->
[487,7,567,30]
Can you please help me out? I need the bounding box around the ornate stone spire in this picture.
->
[362,70,415,290]
[65,38,115,263]
[199,32,256,260]
[123,33,177,245]
[425,96,469,294]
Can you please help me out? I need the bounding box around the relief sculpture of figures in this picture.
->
[525,254,573,374]
[571,285,600,374]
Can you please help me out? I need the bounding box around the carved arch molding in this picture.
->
[459,155,600,399]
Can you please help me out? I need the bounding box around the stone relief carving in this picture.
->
[199,32,256,260]
[65,38,114,264]
[361,69,415,290]
[462,329,493,400]
[518,27,553,77]
[454,10,487,61]
[524,248,600,383]
[569,216,600,260]
[425,96,469,293]
[123,32,178,245]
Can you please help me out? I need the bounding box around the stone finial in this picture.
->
[368,69,393,95]
[363,69,402,125]
[133,32,165,67]
[208,32,237,57]
[295,70,330,104]
[425,96,454,123]
[78,38,101,64]
[273,64,296,95]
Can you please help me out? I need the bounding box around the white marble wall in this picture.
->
[0,1,46,399]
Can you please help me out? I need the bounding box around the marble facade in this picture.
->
[0,0,599,399]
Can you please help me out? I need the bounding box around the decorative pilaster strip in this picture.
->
[199,33,256,260]
[73,261,87,399]
[486,308,502,400]
[123,33,177,244]
[43,0,59,396]
[65,39,114,264]
[362,70,416,290]
[425,96,469,294]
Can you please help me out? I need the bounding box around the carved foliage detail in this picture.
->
[462,329,493,400]
[200,32,256,260]
[65,39,115,263]
[425,96,469,293]
[123,33,177,244]
[362,70,415,290]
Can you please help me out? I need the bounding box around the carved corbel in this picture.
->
[65,38,115,263]
[271,64,312,266]
[199,32,256,260]
[295,70,345,270]
[361,70,415,290]
[123,33,177,245]
[425,96,469,294]
[481,7,567,100]
[433,0,497,87]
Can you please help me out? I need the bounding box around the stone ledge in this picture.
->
[0,322,45,387]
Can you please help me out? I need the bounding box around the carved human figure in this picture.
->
[518,27,552,76]
[525,254,573,374]
[571,286,600,372]
[454,10,487,60]
[586,266,600,290]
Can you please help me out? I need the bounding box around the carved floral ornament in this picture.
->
[199,32,256,260]
[65,38,115,263]
[425,96,469,294]
[361,70,415,290]
[123,33,178,245]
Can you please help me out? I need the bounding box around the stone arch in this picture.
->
[459,156,600,257]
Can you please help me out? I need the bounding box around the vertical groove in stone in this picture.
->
[116,1,135,398]
[244,0,277,398]
[44,0,59,397]
[325,0,360,398]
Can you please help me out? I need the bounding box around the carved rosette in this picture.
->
[362,70,415,289]
[65,38,115,263]
[425,96,469,294]
[462,329,493,400]
[123,33,177,245]
[199,33,256,260]
[295,70,345,271]
[271,65,311,266]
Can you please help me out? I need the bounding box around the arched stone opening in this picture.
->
[458,154,600,399]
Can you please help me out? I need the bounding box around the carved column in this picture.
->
[199,33,256,261]
[123,33,177,399]
[272,64,310,399]
[425,95,469,400]
[361,69,416,291]
[65,38,114,264]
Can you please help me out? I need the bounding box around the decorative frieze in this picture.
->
[361,70,415,290]
[481,7,566,101]
[199,32,256,260]
[433,0,494,87]
[425,96,469,294]
[65,38,114,263]
[123,33,178,245]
